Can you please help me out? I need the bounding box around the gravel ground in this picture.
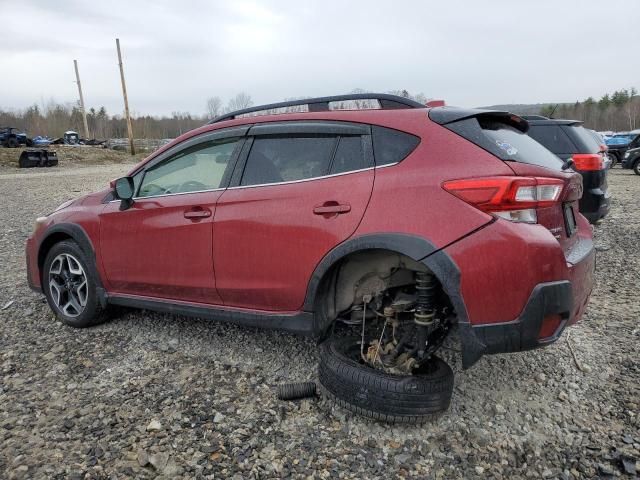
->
[0,160,638,479]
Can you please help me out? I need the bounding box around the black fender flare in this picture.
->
[304,233,474,356]
[37,223,107,305]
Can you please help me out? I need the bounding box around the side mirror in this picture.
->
[114,176,134,210]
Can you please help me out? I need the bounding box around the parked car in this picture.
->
[587,129,613,169]
[26,94,596,423]
[622,146,640,175]
[0,126,30,148]
[523,116,610,223]
[605,132,640,164]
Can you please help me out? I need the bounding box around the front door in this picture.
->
[214,124,375,311]
[100,136,243,304]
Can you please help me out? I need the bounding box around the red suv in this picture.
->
[26,94,595,423]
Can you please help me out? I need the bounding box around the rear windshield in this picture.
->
[445,116,565,171]
[528,125,576,154]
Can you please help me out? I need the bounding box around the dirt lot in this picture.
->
[0,156,638,479]
[0,146,146,173]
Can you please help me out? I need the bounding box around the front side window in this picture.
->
[240,135,336,186]
[138,138,239,198]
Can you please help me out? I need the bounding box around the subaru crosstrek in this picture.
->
[26,94,596,423]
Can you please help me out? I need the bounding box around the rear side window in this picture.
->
[241,135,336,186]
[372,126,420,166]
[330,136,364,174]
[446,116,565,171]
[527,125,576,155]
[566,126,601,153]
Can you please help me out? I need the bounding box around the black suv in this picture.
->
[523,117,610,223]
[622,146,640,174]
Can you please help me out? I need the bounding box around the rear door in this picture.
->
[213,121,374,311]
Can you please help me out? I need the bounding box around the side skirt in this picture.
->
[106,294,315,336]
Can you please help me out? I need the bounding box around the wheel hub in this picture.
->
[48,253,88,317]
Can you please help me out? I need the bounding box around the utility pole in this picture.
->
[116,38,135,155]
[73,60,90,139]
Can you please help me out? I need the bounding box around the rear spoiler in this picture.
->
[429,107,529,133]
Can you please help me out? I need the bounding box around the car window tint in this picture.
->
[138,138,239,198]
[566,126,600,153]
[527,125,576,154]
[372,126,420,166]
[478,119,565,171]
[330,136,365,174]
[241,135,336,186]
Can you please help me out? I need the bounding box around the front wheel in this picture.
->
[634,161,640,176]
[43,240,109,328]
[318,336,454,424]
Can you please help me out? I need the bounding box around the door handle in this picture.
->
[184,208,212,219]
[313,202,351,215]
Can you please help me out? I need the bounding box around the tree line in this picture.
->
[0,90,430,140]
[0,93,255,140]
[539,87,639,132]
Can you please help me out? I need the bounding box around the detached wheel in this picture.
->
[318,336,454,423]
[43,240,108,328]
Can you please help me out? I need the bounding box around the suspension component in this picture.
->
[414,272,437,326]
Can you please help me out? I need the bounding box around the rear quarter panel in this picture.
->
[355,116,514,248]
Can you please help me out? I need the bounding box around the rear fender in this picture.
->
[304,233,486,368]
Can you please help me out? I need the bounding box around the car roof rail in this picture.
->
[208,93,426,124]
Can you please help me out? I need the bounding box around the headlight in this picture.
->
[33,216,48,233]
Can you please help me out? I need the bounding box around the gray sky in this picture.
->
[1,0,638,117]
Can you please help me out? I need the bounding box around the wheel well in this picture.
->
[37,232,73,279]
[313,248,447,336]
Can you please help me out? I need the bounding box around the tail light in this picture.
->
[442,176,564,224]
[572,153,604,171]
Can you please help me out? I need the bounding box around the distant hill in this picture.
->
[478,103,570,115]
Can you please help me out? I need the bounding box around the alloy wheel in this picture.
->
[48,253,88,317]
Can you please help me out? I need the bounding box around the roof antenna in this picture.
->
[549,104,558,119]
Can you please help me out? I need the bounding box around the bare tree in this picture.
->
[206,96,223,119]
[225,92,253,113]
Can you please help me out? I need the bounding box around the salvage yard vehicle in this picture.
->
[0,126,30,148]
[622,146,640,175]
[524,116,611,223]
[26,94,596,423]
[605,132,640,165]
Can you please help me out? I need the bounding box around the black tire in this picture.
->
[318,336,454,423]
[43,240,109,328]
[6,137,19,148]
[607,153,617,168]
[634,161,640,176]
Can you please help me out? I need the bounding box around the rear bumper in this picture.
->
[466,281,572,356]
[457,233,595,368]
[580,187,610,223]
